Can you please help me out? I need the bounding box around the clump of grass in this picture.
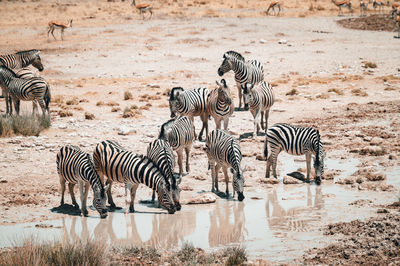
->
[224,246,247,266]
[66,97,79,105]
[384,87,396,91]
[328,88,344,95]
[0,238,107,266]
[351,88,368,96]
[96,101,105,106]
[122,106,142,118]
[52,95,64,105]
[0,114,50,137]
[363,61,377,68]
[84,112,95,120]
[286,88,298,96]
[177,242,197,263]
[58,110,73,117]
[316,93,330,99]
[120,246,160,262]
[106,101,119,107]
[124,90,133,100]
[111,107,121,112]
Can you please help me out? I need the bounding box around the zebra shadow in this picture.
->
[239,131,266,140]
[50,204,82,216]
[234,107,247,112]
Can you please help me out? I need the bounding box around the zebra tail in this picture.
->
[263,134,268,159]
[44,84,51,111]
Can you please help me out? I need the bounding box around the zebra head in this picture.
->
[313,130,325,185]
[157,181,176,214]
[171,176,182,211]
[31,51,44,72]
[92,183,109,218]
[218,53,233,76]
[231,167,245,201]
[241,83,254,110]
[169,87,184,118]
[215,79,232,105]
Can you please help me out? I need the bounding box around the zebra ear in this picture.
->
[221,79,227,87]
[216,80,221,87]
[223,53,227,59]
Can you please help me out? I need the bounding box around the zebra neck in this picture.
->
[20,54,31,68]
[231,59,246,77]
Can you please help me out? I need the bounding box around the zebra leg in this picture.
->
[266,155,272,178]
[272,152,280,179]
[251,109,260,137]
[222,166,230,197]
[177,149,184,177]
[59,175,66,206]
[151,189,156,203]
[185,145,191,173]
[209,159,217,192]
[306,153,312,182]
[106,179,117,208]
[37,99,46,118]
[236,82,242,109]
[214,118,222,130]
[198,112,208,141]
[223,117,229,131]
[129,183,139,212]
[264,109,270,132]
[215,163,221,192]
[78,180,89,216]
[68,183,79,209]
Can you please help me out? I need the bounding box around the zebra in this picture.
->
[56,145,109,218]
[93,140,176,214]
[159,116,195,178]
[217,51,264,110]
[264,123,325,184]
[0,49,43,72]
[15,67,38,79]
[207,79,234,131]
[205,129,245,201]
[147,138,181,210]
[242,81,275,137]
[169,86,209,141]
[0,66,50,117]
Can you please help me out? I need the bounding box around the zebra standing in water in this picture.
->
[93,140,176,214]
[264,123,325,184]
[147,138,181,210]
[242,81,275,137]
[159,116,195,178]
[169,86,209,141]
[57,145,109,218]
[205,129,245,201]
[0,66,51,117]
[207,79,234,131]
[217,51,264,110]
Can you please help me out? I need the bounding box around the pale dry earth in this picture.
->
[0,0,400,263]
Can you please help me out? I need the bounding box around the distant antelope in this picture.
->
[391,2,400,17]
[47,19,73,41]
[360,0,368,16]
[373,0,389,13]
[395,11,400,38]
[266,1,282,16]
[131,0,153,20]
[331,0,353,16]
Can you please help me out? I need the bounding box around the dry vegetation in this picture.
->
[0,115,51,137]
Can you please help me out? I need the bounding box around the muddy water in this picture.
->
[0,158,398,263]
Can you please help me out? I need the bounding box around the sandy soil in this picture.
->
[0,0,400,263]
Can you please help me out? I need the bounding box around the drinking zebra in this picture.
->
[207,79,234,131]
[169,86,209,141]
[0,66,51,117]
[147,138,181,210]
[217,51,264,110]
[93,140,176,214]
[242,81,275,137]
[205,129,245,201]
[56,145,109,218]
[159,116,195,178]
[264,123,325,184]
[0,49,44,72]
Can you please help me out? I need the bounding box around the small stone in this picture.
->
[185,193,216,205]
[283,176,302,184]
[377,209,389,213]
[259,39,267,44]
[278,39,287,44]
[58,124,67,129]
[370,137,383,145]
[260,178,280,184]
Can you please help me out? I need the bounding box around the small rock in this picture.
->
[259,178,280,184]
[58,124,67,129]
[180,185,193,191]
[116,125,136,136]
[370,137,383,145]
[283,176,302,184]
[193,175,207,181]
[185,193,216,205]
[259,39,267,43]
[256,155,266,161]
[377,208,389,213]
[278,39,287,44]
[360,146,386,156]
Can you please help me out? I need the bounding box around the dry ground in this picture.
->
[0,0,400,264]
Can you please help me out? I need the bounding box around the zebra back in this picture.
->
[169,87,209,118]
[159,116,195,151]
[0,50,42,70]
[207,79,234,119]
[15,67,37,79]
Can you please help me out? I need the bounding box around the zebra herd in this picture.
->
[0,49,325,218]
[0,50,50,118]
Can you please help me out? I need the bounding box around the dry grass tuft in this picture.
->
[286,88,298,96]
[328,88,344,95]
[106,101,119,107]
[84,112,95,120]
[0,115,50,137]
[316,93,330,99]
[363,61,377,69]
[96,101,105,106]
[351,88,368,96]
[58,110,73,117]
[122,106,142,118]
[66,97,79,105]
[224,246,247,266]
[124,90,133,100]
[52,95,64,105]
[111,107,121,112]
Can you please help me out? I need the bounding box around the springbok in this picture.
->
[47,19,73,41]
[372,0,389,13]
[266,1,282,16]
[391,2,400,18]
[131,0,153,20]
[331,0,353,16]
[360,0,368,16]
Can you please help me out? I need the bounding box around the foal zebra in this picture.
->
[0,66,50,116]
[147,138,181,210]
[242,81,275,137]
[169,86,209,141]
[264,123,325,184]
[218,51,264,110]
[159,116,195,178]
[93,140,176,214]
[0,49,44,72]
[205,129,245,201]
[207,79,234,131]
[57,145,108,218]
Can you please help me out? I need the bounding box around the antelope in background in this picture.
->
[372,0,390,13]
[131,0,153,20]
[266,1,282,16]
[391,2,400,18]
[331,0,353,16]
[47,19,73,41]
[360,0,368,16]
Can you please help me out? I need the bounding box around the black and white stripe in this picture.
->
[0,66,50,116]
[56,145,108,218]
[242,81,275,137]
[93,140,176,214]
[169,86,209,141]
[15,67,38,79]
[218,51,264,109]
[205,129,245,201]
[147,138,181,210]
[0,49,44,72]
[264,123,325,184]
[159,116,195,178]
[207,79,234,131]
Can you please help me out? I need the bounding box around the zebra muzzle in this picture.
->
[238,192,245,201]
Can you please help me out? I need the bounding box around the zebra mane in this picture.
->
[158,119,175,139]
[162,144,176,189]
[0,65,17,77]
[169,87,184,101]
[224,51,245,61]
[16,49,39,56]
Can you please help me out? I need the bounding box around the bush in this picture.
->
[224,246,247,266]
[124,90,133,100]
[0,114,51,137]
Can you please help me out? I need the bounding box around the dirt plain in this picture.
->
[0,0,400,264]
